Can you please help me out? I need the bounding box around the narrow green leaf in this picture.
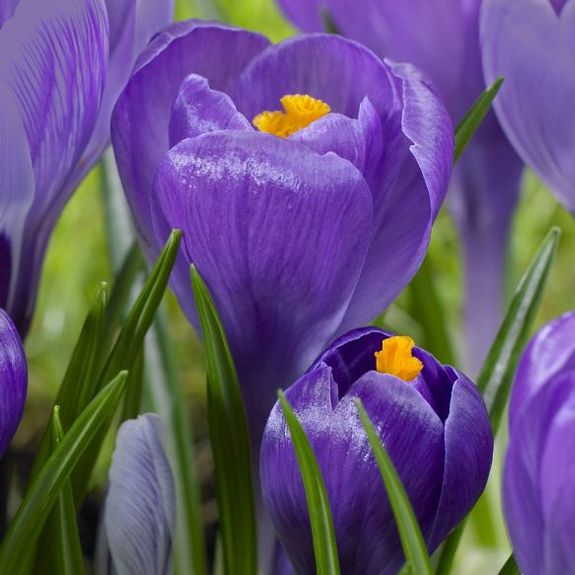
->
[278,391,341,575]
[121,348,144,421]
[497,554,520,575]
[356,401,433,575]
[407,253,456,365]
[434,523,464,575]
[454,77,503,162]
[145,310,207,575]
[0,372,128,575]
[190,266,256,575]
[478,227,560,434]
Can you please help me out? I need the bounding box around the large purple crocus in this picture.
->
[112,21,453,444]
[504,311,575,575]
[0,0,172,336]
[261,327,493,574]
[482,0,575,214]
[0,309,27,457]
[278,0,525,373]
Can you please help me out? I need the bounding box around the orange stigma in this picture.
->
[253,94,331,138]
[375,336,423,382]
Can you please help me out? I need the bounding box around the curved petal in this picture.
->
[0,309,27,456]
[103,414,175,575]
[168,74,251,147]
[339,62,453,330]
[428,373,493,549]
[277,0,324,32]
[112,21,270,250]
[231,33,400,122]
[151,131,373,441]
[481,0,575,212]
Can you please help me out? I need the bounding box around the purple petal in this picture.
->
[481,0,575,212]
[0,235,11,307]
[277,0,324,31]
[0,309,27,456]
[112,22,269,249]
[151,130,372,441]
[102,414,175,575]
[168,74,251,147]
[428,373,493,549]
[0,0,19,29]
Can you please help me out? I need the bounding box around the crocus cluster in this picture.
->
[504,312,575,575]
[261,327,493,574]
[0,0,172,336]
[112,21,453,443]
[277,0,524,373]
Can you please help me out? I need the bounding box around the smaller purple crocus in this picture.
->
[97,414,175,575]
[482,0,575,214]
[504,311,575,575]
[0,309,27,457]
[260,327,493,575]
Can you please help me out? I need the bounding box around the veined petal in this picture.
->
[0,309,27,456]
[102,414,175,575]
[481,0,575,212]
[112,21,269,250]
[151,131,372,441]
[169,74,251,147]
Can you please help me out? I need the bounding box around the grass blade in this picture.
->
[278,391,341,575]
[191,266,256,575]
[0,372,128,574]
[497,554,520,575]
[454,77,503,162]
[356,401,433,575]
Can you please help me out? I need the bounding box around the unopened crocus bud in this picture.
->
[504,312,575,575]
[261,327,493,574]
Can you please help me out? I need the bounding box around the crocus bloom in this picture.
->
[261,327,493,574]
[112,22,453,444]
[0,0,172,336]
[0,309,27,457]
[504,311,575,575]
[482,0,575,213]
[97,414,175,575]
[278,0,524,373]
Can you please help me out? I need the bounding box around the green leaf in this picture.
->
[454,77,503,162]
[497,554,520,575]
[356,401,433,575]
[478,227,560,434]
[121,348,144,421]
[278,391,341,575]
[0,372,128,575]
[145,310,207,575]
[190,266,256,575]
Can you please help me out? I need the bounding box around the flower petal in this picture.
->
[277,0,324,32]
[0,309,27,456]
[151,130,372,441]
[481,0,575,211]
[112,21,269,249]
[102,414,175,575]
[168,74,251,147]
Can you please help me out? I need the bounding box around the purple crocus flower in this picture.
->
[482,0,575,214]
[0,0,172,336]
[112,21,453,444]
[260,327,493,574]
[0,309,27,457]
[97,414,175,575]
[504,311,575,575]
[277,0,525,373]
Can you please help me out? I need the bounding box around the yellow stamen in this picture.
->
[375,336,423,382]
[253,94,331,138]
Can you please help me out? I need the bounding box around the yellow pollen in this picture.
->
[253,94,331,138]
[375,336,423,382]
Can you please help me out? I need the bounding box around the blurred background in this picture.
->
[14,0,575,573]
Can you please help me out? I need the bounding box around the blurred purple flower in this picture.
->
[0,309,27,457]
[482,0,575,214]
[504,311,575,575]
[0,0,172,336]
[261,327,493,574]
[97,414,175,575]
[278,0,525,373]
[112,22,453,444]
